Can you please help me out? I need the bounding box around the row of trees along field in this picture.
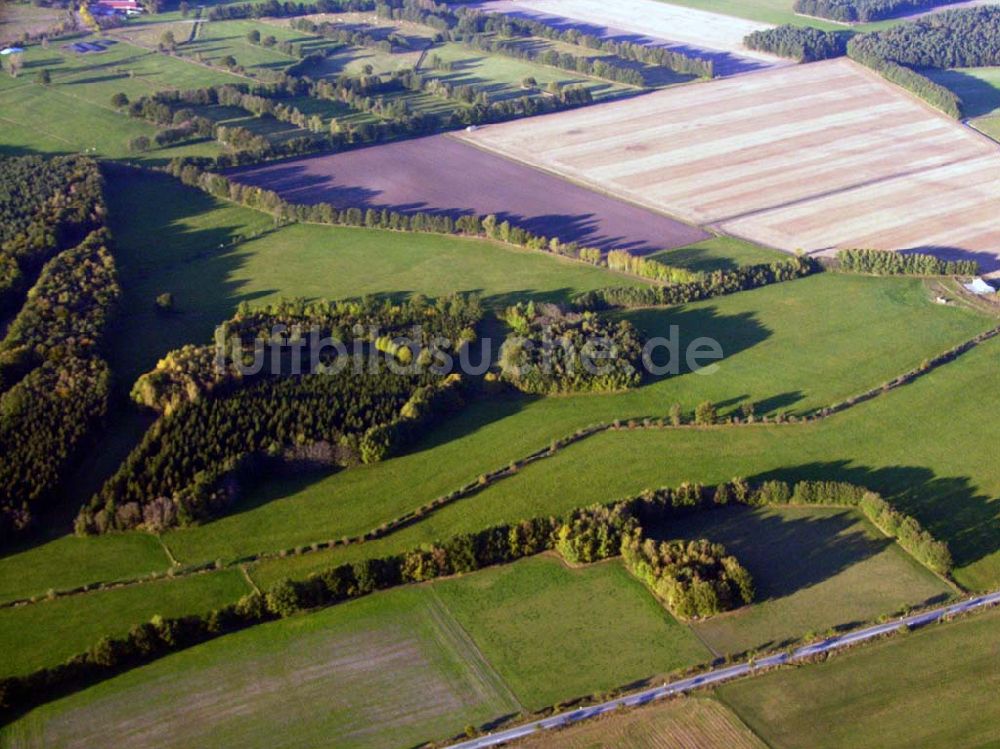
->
[163,158,608,267]
[0,156,116,547]
[0,155,105,316]
[837,248,979,275]
[847,6,1000,68]
[0,477,951,722]
[498,302,644,394]
[574,256,817,310]
[208,0,712,80]
[120,68,593,162]
[0,228,119,546]
[792,0,962,23]
[744,25,852,61]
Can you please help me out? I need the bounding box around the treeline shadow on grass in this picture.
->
[748,461,999,575]
[647,506,891,602]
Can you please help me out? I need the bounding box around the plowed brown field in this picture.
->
[462,59,1000,271]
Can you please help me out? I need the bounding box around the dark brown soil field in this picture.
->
[227,134,708,254]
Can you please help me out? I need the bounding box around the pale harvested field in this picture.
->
[511,697,766,749]
[473,0,787,74]
[462,58,1000,271]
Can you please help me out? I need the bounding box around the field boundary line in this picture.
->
[424,587,525,714]
[6,323,997,609]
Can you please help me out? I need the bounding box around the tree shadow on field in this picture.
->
[647,505,892,601]
[623,304,772,383]
[921,68,1000,118]
[748,461,1000,575]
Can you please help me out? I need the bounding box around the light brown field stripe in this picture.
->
[462,58,1000,264]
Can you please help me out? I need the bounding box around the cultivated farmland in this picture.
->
[472,0,788,75]
[511,696,766,749]
[718,604,1000,749]
[463,58,1000,271]
[228,134,710,252]
[0,587,521,749]
[0,555,710,748]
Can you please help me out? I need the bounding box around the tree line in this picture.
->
[378,0,713,78]
[498,302,644,394]
[78,370,466,535]
[0,229,119,545]
[0,155,105,317]
[1,476,948,722]
[847,6,1000,68]
[573,256,817,310]
[744,25,852,61]
[793,0,964,23]
[837,248,978,276]
[163,158,641,279]
[122,67,594,164]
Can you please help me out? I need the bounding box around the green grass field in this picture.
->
[651,236,787,273]
[0,35,239,160]
[423,42,636,102]
[924,67,1000,118]
[0,532,168,606]
[0,584,520,749]
[169,270,990,569]
[717,605,1000,748]
[654,0,896,29]
[0,569,252,678]
[102,170,643,386]
[176,19,346,77]
[432,555,709,708]
[0,555,710,749]
[247,326,1000,595]
[660,506,952,653]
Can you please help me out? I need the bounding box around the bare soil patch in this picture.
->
[228,134,709,253]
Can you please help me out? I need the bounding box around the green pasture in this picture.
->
[432,555,709,708]
[0,35,237,159]
[0,569,251,678]
[652,236,787,273]
[924,66,1000,118]
[0,584,519,749]
[423,42,635,101]
[247,329,1000,593]
[170,270,990,569]
[0,553,711,748]
[660,506,952,654]
[718,604,1000,748]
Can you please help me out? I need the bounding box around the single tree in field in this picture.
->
[220,55,237,69]
[159,30,176,51]
[128,135,151,152]
[694,400,717,426]
[110,92,129,108]
[36,69,51,85]
[246,29,260,44]
[5,52,24,78]
[669,402,683,426]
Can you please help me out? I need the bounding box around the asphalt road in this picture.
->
[445,591,1000,749]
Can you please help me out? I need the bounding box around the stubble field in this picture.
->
[463,58,1000,271]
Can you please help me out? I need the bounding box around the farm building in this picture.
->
[94,0,142,12]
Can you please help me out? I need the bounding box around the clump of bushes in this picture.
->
[498,302,644,394]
